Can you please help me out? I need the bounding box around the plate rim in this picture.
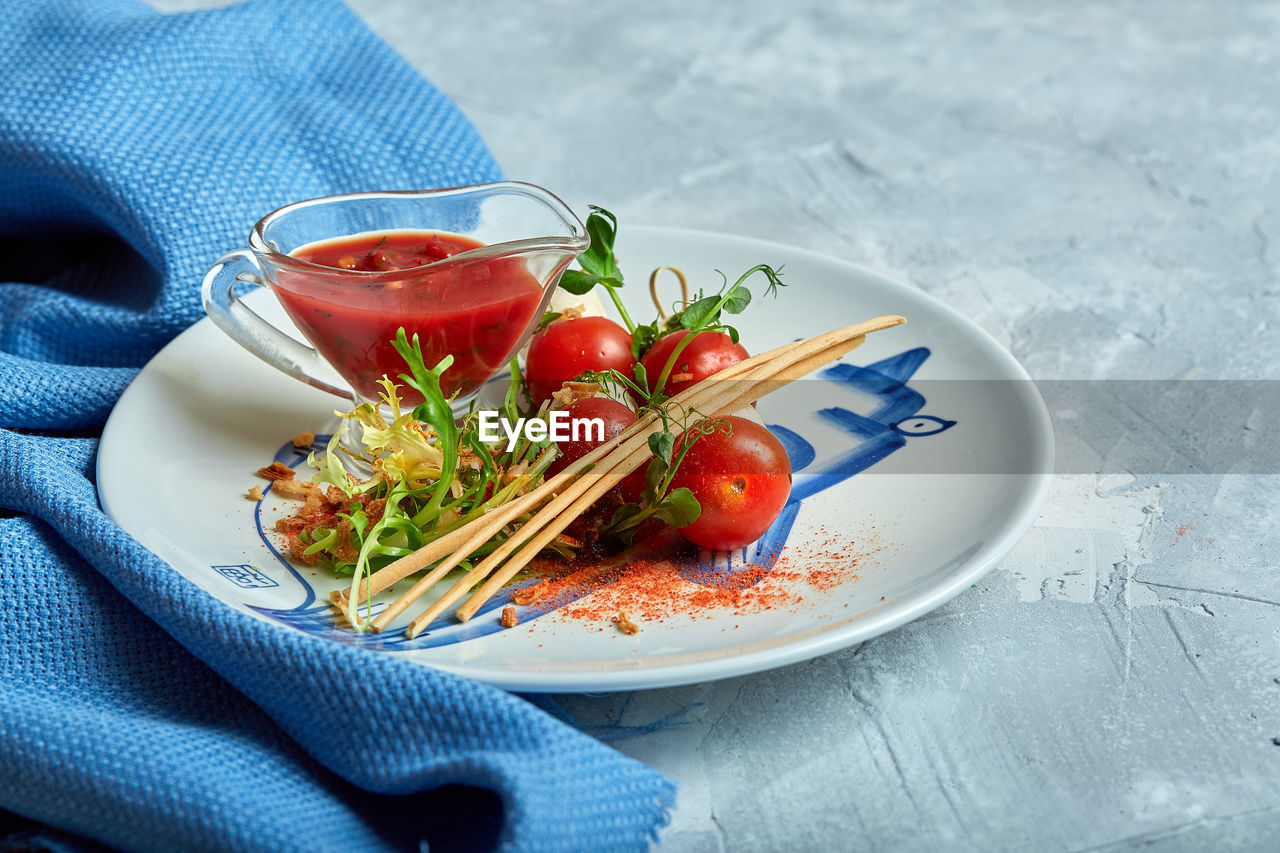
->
[98,224,1054,692]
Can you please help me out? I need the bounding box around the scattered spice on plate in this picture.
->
[512,525,879,627]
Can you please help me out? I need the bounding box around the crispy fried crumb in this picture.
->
[512,580,549,606]
[274,516,304,533]
[500,606,519,628]
[561,304,586,320]
[459,448,487,471]
[291,430,315,448]
[614,612,639,635]
[334,518,358,562]
[257,460,295,481]
[551,380,602,408]
[271,478,329,515]
[271,479,319,498]
[328,590,358,627]
[246,484,264,501]
[287,533,320,566]
[502,460,530,486]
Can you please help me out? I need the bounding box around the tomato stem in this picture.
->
[650,327,704,400]
[601,282,637,334]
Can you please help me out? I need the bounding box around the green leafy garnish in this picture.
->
[647,430,674,465]
[392,328,458,511]
[599,401,720,543]
[558,206,636,332]
[630,319,662,360]
[576,206,624,282]
[649,487,701,529]
[650,264,785,399]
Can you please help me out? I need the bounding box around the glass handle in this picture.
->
[201,250,349,399]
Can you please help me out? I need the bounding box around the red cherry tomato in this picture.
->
[548,397,636,476]
[548,397,646,505]
[640,330,749,398]
[524,317,635,406]
[668,415,792,551]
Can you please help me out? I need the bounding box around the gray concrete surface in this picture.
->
[157,1,1280,849]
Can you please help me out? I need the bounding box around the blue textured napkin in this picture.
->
[0,1,674,851]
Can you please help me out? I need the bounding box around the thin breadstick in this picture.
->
[401,325,894,636]
[367,315,903,635]
[449,335,873,624]
[401,319,902,635]
[410,331,877,636]
[362,314,903,603]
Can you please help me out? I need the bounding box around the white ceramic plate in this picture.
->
[98,226,1052,692]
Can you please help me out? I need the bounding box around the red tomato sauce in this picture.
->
[273,231,543,402]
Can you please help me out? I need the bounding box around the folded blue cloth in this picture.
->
[0,2,674,850]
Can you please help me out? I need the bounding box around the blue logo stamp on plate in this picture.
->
[212,563,279,589]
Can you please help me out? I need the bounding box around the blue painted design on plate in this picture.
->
[685,346,955,588]
[211,564,279,590]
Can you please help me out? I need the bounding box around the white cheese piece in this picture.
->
[547,287,607,318]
